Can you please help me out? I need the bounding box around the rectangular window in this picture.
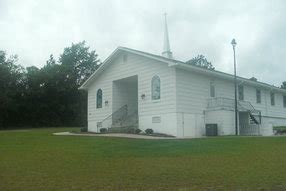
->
[283,95,286,108]
[270,92,275,106]
[210,82,215,97]
[238,85,244,100]
[256,89,261,103]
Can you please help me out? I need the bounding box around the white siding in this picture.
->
[176,68,286,118]
[205,110,235,135]
[176,113,204,137]
[87,53,177,134]
[176,70,210,114]
[176,68,286,136]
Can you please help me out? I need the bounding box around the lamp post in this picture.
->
[231,39,238,136]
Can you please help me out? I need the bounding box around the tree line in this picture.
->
[0,41,100,129]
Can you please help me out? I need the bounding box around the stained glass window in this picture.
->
[152,76,160,100]
[97,89,102,108]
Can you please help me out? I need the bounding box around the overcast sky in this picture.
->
[0,0,285,86]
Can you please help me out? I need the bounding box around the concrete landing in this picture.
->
[53,132,176,140]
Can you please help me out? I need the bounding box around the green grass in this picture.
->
[1,128,286,190]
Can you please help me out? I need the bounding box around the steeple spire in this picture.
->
[162,13,173,59]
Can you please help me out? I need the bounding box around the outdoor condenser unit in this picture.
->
[205,124,218,136]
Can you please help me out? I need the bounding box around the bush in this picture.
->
[135,128,142,134]
[273,126,286,134]
[100,128,107,133]
[145,128,154,134]
[80,127,88,132]
[125,127,135,134]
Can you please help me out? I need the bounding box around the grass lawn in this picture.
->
[1,128,286,190]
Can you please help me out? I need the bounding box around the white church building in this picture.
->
[79,16,286,137]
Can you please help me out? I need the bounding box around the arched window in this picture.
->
[96,89,102,108]
[152,76,160,100]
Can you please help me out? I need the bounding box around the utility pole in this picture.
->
[231,39,238,136]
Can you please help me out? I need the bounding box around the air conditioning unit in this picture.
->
[205,124,218,136]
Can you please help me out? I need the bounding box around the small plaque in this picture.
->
[152,116,161,123]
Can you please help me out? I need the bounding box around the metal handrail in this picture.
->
[239,123,260,136]
[98,105,128,130]
[207,97,260,113]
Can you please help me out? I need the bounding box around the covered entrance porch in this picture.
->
[109,75,139,132]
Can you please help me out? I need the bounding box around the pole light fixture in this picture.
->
[231,39,238,136]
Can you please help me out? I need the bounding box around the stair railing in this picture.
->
[207,97,262,125]
[98,105,128,131]
[238,101,261,124]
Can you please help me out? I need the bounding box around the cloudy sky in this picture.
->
[0,0,285,86]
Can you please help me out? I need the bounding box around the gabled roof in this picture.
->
[79,46,180,90]
[79,46,286,94]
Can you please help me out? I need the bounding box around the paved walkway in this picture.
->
[53,132,176,139]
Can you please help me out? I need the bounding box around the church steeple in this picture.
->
[162,13,173,59]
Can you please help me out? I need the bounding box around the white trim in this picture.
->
[79,47,121,90]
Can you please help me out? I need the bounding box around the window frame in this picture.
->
[151,75,161,101]
[270,92,275,106]
[256,89,261,104]
[238,85,244,101]
[96,89,103,108]
[210,82,215,98]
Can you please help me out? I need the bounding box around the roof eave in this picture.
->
[78,47,122,90]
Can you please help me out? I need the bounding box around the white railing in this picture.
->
[239,124,260,136]
[97,105,128,131]
[207,97,260,114]
[207,97,234,110]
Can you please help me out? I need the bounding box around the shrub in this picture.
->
[100,128,107,133]
[80,127,88,132]
[145,128,154,134]
[125,127,135,134]
[135,128,142,134]
[273,126,286,134]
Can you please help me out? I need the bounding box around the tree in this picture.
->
[281,81,286,89]
[0,41,100,128]
[57,41,101,126]
[59,41,100,86]
[186,55,214,70]
[0,51,25,128]
[46,54,56,66]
